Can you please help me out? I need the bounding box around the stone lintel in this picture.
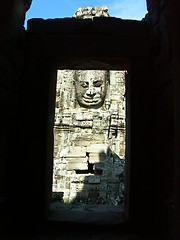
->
[27,17,148,39]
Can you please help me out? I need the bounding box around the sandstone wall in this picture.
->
[25,13,151,227]
[146,0,174,237]
[0,0,31,211]
[52,70,126,209]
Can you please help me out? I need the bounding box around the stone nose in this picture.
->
[86,87,96,96]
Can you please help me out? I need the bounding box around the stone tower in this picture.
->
[52,7,127,212]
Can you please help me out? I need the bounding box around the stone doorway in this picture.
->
[49,69,127,224]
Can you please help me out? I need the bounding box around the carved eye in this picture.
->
[93,80,103,87]
[80,81,89,88]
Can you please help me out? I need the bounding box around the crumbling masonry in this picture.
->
[52,7,127,211]
[52,69,126,208]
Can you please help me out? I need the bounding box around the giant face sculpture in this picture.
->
[74,70,108,109]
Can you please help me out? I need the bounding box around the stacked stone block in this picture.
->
[52,70,126,209]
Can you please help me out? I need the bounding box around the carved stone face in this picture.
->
[74,70,108,109]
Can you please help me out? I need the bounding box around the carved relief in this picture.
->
[52,69,126,210]
[74,70,109,109]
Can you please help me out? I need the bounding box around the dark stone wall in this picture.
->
[24,17,155,233]
[146,0,180,239]
[0,0,32,234]
[171,1,180,239]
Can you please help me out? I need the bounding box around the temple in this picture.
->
[0,1,180,239]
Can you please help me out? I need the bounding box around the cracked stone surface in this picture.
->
[52,69,126,214]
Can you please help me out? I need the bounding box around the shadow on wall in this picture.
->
[50,147,126,225]
[49,69,127,225]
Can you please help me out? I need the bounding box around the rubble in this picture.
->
[73,6,110,19]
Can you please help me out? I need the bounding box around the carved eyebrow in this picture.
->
[93,80,103,86]
[80,81,89,87]
[93,80,103,83]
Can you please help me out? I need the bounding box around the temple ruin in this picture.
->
[1,1,180,239]
[52,70,126,209]
[50,8,127,218]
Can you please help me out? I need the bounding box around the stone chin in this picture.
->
[76,96,106,109]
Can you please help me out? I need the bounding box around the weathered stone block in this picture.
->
[66,146,87,158]
[87,144,109,154]
[73,140,91,147]
[66,157,88,163]
[89,154,107,166]
[66,162,88,170]
[89,153,101,163]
